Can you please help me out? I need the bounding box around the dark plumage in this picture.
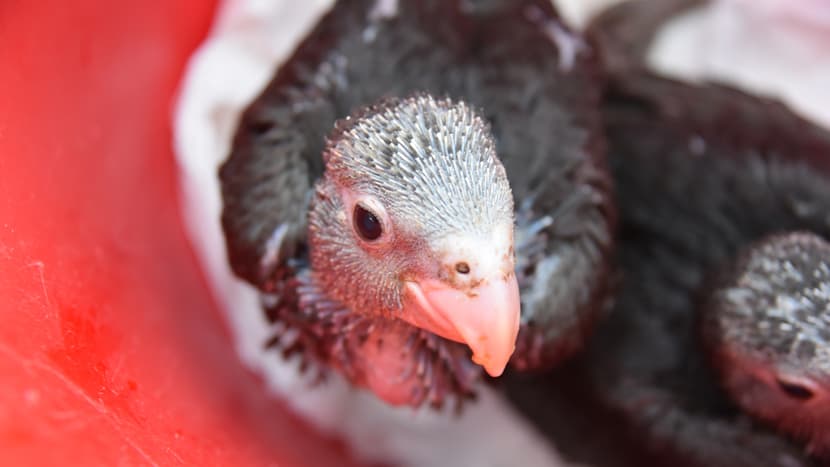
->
[505,3,830,466]
[591,71,830,466]
[545,2,830,463]
[219,0,614,408]
[505,73,830,467]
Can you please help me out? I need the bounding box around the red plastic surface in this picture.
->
[0,2,357,465]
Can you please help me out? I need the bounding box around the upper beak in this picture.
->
[402,272,521,377]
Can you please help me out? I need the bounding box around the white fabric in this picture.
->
[649,0,830,128]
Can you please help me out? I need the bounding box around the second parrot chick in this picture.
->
[703,232,830,456]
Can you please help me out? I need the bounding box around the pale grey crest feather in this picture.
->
[324,94,514,240]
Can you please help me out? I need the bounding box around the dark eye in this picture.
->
[354,204,383,241]
[776,378,815,401]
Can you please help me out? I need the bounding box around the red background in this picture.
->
[0,2,358,465]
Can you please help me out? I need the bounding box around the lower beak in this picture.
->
[403,274,521,377]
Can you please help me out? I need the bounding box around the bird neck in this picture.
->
[294,269,480,408]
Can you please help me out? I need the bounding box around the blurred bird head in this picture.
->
[704,232,830,455]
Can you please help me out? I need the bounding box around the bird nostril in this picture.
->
[776,378,815,401]
[455,262,470,274]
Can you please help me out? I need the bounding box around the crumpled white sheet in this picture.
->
[172,1,830,466]
[649,0,830,128]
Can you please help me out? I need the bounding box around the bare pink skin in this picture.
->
[357,319,425,406]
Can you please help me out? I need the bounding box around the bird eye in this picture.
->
[775,378,815,401]
[455,262,470,274]
[354,203,383,241]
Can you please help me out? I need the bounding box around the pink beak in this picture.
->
[402,273,521,377]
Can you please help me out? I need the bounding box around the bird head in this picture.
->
[703,232,830,454]
[307,94,521,382]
